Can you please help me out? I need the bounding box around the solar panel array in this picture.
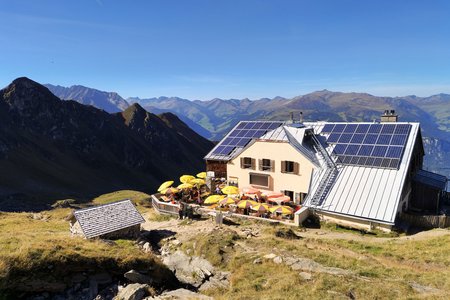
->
[211,121,284,156]
[321,123,412,169]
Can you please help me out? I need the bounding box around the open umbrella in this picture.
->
[262,191,284,199]
[237,200,258,209]
[157,180,174,192]
[219,197,236,206]
[161,187,179,194]
[190,178,205,185]
[241,186,260,194]
[269,205,294,214]
[196,172,207,179]
[250,203,270,212]
[204,195,225,204]
[268,195,291,204]
[178,183,193,189]
[221,185,240,195]
[180,175,195,184]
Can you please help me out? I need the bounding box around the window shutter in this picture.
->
[251,158,256,170]
[281,161,286,173]
[294,162,299,174]
[258,159,262,171]
[271,160,275,172]
[240,157,244,168]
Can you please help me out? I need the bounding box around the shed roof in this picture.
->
[73,199,145,238]
[413,169,447,190]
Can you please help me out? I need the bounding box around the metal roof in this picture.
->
[73,199,145,238]
[206,119,423,225]
[303,122,421,224]
[413,169,447,190]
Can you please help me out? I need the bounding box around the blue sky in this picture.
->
[1,0,450,100]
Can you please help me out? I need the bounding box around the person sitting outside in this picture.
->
[178,202,185,219]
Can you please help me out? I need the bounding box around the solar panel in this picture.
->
[210,121,283,157]
[324,123,412,170]
[321,124,335,133]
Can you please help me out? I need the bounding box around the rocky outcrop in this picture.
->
[114,283,152,300]
[145,288,213,300]
[162,251,229,291]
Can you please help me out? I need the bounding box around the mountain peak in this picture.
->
[1,77,60,112]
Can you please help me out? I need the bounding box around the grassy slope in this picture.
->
[0,190,167,294]
[180,222,450,299]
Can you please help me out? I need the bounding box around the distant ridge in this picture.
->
[45,83,129,113]
[0,77,213,211]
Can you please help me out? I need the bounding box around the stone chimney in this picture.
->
[380,109,398,122]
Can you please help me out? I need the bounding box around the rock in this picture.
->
[198,272,230,292]
[114,283,151,300]
[263,253,277,259]
[299,272,312,280]
[253,258,262,264]
[283,257,298,266]
[409,282,441,294]
[274,228,301,240]
[142,242,152,253]
[146,288,213,299]
[273,256,283,264]
[162,251,215,287]
[171,239,181,246]
[124,270,154,285]
[290,258,351,276]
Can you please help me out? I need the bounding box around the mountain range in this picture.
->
[46,83,450,178]
[0,78,213,211]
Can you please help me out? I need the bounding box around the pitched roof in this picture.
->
[303,122,421,224]
[413,169,447,190]
[73,199,145,238]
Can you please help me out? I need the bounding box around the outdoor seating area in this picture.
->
[154,173,301,222]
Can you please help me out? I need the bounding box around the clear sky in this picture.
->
[1,0,450,100]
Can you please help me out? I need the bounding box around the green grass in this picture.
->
[0,191,171,295]
[91,189,152,206]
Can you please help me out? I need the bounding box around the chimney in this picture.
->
[380,109,398,122]
[299,111,303,123]
[289,111,294,124]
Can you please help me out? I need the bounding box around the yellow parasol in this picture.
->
[221,185,240,195]
[157,180,174,192]
[178,183,193,189]
[237,200,258,209]
[189,178,205,185]
[204,195,225,204]
[161,187,179,194]
[219,197,237,206]
[269,205,294,214]
[196,172,207,179]
[250,203,270,212]
[180,175,195,183]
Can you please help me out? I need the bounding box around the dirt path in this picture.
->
[297,228,450,243]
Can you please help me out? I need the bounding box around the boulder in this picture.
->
[146,288,213,299]
[299,272,312,280]
[142,242,152,253]
[114,283,151,300]
[124,270,154,285]
[263,253,277,259]
[162,251,214,287]
[273,256,283,264]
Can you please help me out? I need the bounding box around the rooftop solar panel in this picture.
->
[324,123,412,169]
[209,121,284,157]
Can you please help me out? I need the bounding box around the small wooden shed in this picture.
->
[70,199,145,239]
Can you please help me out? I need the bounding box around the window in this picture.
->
[240,157,255,169]
[228,176,239,187]
[249,173,269,188]
[259,159,274,171]
[281,161,299,174]
[284,190,294,201]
